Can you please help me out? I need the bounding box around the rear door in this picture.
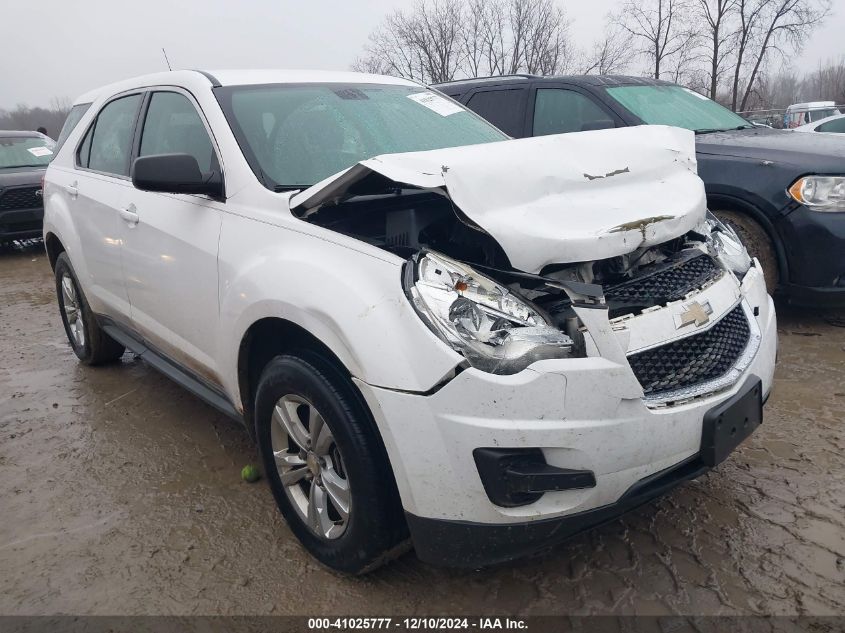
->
[118,88,225,383]
[68,92,143,319]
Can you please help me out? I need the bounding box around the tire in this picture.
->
[713,209,780,290]
[54,252,125,365]
[255,353,407,574]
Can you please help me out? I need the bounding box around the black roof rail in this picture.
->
[434,74,538,86]
[193,70,221,87]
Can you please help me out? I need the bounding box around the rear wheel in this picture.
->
[255,353,407,573]
[54,252,125,365]
[713,209,780,290]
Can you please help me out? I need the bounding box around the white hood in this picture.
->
[291,125,707,273]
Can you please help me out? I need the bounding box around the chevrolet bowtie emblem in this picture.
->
[675,300,713,328]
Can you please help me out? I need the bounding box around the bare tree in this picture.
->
[352,0,465,84]
[581,26,633,75]
[730,0,830,111]
[696,0,737,99]
[354,0,573,83]
[615,0,698,79]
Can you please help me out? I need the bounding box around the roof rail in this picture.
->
[193,69,221,87]
[434,74,538,86]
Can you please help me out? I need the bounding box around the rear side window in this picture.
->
[533,89,615,135]
[817,117,845,133]
[465,89,526,137]
[55,103,91,152]
[139,92,216,173]
[81,94,142,176]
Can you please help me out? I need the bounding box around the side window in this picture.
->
[139,92,216,173]
[56,103,91,153]
[77,125,94,167]
[465,89,526,137]
[87,94,142,176]
[817,118,845,133]
[533,89,615,135]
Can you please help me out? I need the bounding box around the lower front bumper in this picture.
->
[0,207,43,240]
[407,453,709,568]
[780,282,845,308]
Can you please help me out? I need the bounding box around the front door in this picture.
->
[118,89,225,383]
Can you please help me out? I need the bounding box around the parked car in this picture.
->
[795,113,845,135]
[44,70,776,572]
[0,131,56,242]
[784,101,841,128]
[435,75,845,307]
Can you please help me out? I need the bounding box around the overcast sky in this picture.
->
[1,0,842,109]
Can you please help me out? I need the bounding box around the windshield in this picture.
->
[215,83,507,190]
[0,136,56,168]
[605,85,750,133]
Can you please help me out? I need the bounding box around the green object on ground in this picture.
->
[241,464,261,483]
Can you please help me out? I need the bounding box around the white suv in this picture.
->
[44,70,777,573]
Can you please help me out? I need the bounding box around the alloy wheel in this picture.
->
[270,394,351,539]
[61,273,85,349]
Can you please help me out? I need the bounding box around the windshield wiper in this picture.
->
[695,124,755,135]
[273,185,306,192]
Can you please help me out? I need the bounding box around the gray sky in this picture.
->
[1,0,842,109]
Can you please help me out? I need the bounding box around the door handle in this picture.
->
[119,205,139,226]
[65,182,78,199]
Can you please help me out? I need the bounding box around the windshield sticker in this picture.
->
[28,146,54,157]
[407,92,464,116]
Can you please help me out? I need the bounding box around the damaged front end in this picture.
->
[292,127,762,405]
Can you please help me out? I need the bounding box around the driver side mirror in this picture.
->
[132,153,224,199]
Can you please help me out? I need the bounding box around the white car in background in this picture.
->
[795,113,845,135]
[784,101,841,128]
[43,70,777,573]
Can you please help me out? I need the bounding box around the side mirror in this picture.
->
[132,153,224,199]
[581,119,616,132]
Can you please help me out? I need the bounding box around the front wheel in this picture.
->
[255,353,407,573]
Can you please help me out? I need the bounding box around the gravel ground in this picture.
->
[1,240,843,616]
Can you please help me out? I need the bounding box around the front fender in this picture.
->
[217,213,462,409]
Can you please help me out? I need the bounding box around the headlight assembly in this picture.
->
[788,176,845,212]
[405,251,575,374]
[706,212,752,277]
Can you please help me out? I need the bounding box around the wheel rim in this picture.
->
[270,395,350,539]
[60,273,85,349]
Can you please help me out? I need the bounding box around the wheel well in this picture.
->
[707,195,789,283]
[237,318,352,436]
[45,233,65,271]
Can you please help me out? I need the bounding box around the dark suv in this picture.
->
[0,131,56,242]
[434,75,845,307]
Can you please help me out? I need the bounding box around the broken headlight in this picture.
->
[406,252,574,374]
[706,212,752,277]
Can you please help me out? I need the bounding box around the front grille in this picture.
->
[628,305,750,398]
[606,254,722,316]
[0,186,42,211]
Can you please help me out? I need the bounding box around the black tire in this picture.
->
[713,209,780,290]
[54,252,125,365]
[255,353,407,574]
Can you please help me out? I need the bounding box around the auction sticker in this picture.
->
[407,92,464,116]
[28,146,54,157]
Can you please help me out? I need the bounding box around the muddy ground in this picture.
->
[0,240,843,616]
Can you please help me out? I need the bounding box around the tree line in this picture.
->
[352,0,839,112]
[0,98,72,139]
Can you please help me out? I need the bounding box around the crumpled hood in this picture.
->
[291,125,706,273]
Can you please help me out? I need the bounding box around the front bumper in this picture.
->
[355,267,777,567]
[0,206,44,240]
[778,205,845,307]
